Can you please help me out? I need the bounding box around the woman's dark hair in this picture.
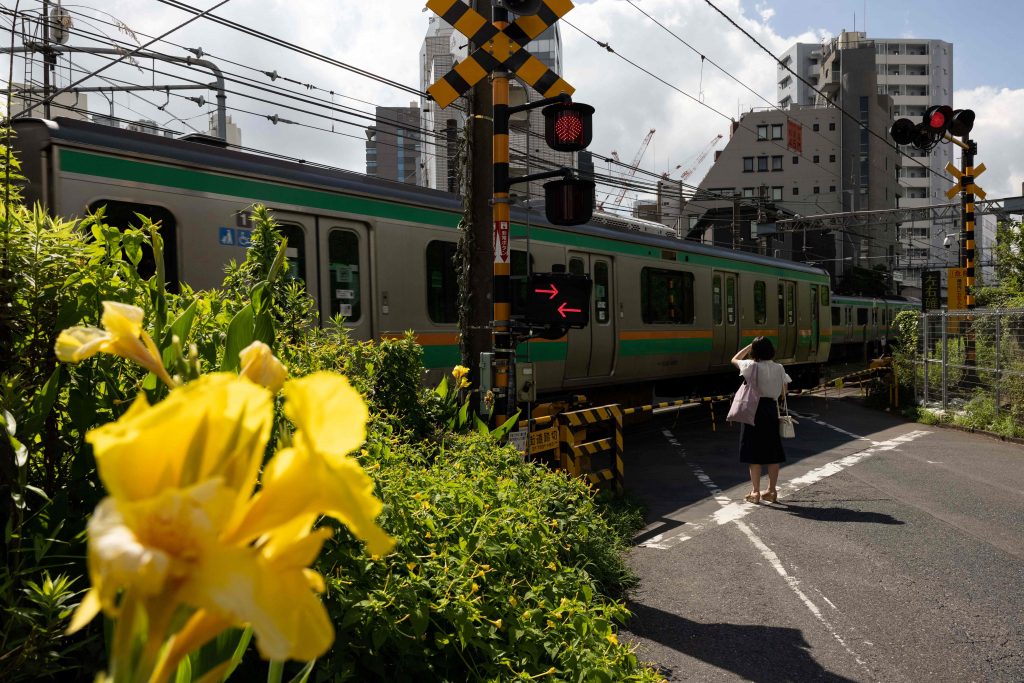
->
[750,336,775,361]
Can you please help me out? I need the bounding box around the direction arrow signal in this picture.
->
[557,302,581,318]
[535,284,559,299]
[425,0,576,109]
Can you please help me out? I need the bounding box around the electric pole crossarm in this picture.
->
[2,45,228,140]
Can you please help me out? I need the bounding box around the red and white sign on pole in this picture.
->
[493,220,510,264]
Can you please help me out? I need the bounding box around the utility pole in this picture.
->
[465,0,495,405]
[41,0,52,118]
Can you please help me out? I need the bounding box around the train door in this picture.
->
[318,220,372,341]
[778,280,797,359]
[564,253,616,380]
[809,284,820,355]
[711,271,739,365]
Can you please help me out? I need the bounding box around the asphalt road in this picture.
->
[620,394,1024,682]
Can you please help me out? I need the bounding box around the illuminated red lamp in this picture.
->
[923,105,953,135]
[542,102,595,152]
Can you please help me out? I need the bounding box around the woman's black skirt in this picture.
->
[739,397,786,464]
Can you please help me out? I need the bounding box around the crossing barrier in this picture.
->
[513,404,623,494]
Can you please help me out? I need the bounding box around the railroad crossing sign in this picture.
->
[425,0,576,109]
[524,272,591,328]
[945,161,986,200]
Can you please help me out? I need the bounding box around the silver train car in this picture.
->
[14,117,837,400]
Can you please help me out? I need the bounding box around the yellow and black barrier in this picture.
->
[623,394,735,431]
[514,404,624,494]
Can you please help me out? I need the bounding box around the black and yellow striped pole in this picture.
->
[492,3,513,424]
[960,140,978,310]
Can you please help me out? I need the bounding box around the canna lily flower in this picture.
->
[68,371,392,666]
[239,341,288,393]
[225,372,394,557]
[55,301,175,388]
[452,365,469,381]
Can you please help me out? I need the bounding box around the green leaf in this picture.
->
[174,654,193,683]
[220,304,255,372]
[266,239,288,285]
[434,376,449,398]
[490,410,522,440]
[25,366,61,437]
[456,400,469,428]
[475,414,489,436]
[165,299,198,348]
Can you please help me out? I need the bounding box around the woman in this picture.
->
[731,336,792,504]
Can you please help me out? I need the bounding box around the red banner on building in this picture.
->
[787,119,802,154]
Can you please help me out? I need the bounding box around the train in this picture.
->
[11,117,913,403]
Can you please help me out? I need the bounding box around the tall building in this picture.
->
[420,16,462,192]
[208,114,242,147]
[365,104,423,185]
[683,33,900,289]
[417,14,573,197]
[779,32,956,296]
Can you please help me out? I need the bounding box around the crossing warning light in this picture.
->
[924,105,954,136]
[889,117,917,146]
[543,102,594,152]
[545,177,596,226]
[948,109,975,137]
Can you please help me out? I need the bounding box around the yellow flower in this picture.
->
[69,370,391,667]
[225,372,394,557]
[85,374,272,505]
[452,365,469,380]
[55,301,174,388]
[239,341,288,393]
[458,377,471,389]
[606,633,619,645]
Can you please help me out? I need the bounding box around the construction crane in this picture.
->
[600,128,656,210]
[662,133,723,184]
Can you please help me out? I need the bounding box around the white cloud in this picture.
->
[954,86,1024,199]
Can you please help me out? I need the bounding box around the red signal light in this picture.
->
[543,102,594,152]
[554,112,584,145]
[923,105,953,134]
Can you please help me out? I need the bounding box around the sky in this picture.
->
[6,0,1024,201]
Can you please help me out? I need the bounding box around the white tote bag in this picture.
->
[777,392,797,439]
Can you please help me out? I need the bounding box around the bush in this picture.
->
[314,433,657,682]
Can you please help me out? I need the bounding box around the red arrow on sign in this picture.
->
[534,284,559,299]
[558,302,582,318]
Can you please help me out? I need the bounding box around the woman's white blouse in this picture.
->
[738,359,793,399]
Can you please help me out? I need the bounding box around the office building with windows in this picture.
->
[682,36,900,288]
[779,32,957,296]
[365,104,423,185]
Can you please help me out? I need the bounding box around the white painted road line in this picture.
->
[638,420,931,551]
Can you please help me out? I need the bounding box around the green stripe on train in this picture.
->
[60,149,458,229]
[59,148,829,284]
[422,344,461,368]
[619,338,713,356]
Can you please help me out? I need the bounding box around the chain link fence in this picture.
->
[911,309,1024,432]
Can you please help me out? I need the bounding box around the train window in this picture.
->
[857,308,868,325]
[831,307,841,325]
[712,276,722,325]
[594,261,610,324]
[846,308,852,325]
[328,230,360,322]
[641,268,694,324]
[726,278,736,325]
[87,200,179,291]
[277,224,306,282]
[872,309,878,324]
[426,241,459,324]
[778,284,785,324]
[754,281,766,325]
[821,287,830,307]
[568,257,585,275]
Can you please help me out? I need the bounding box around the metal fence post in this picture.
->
[994,309,1002,418]
[941,312,949,411]
[922,312,930,406]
